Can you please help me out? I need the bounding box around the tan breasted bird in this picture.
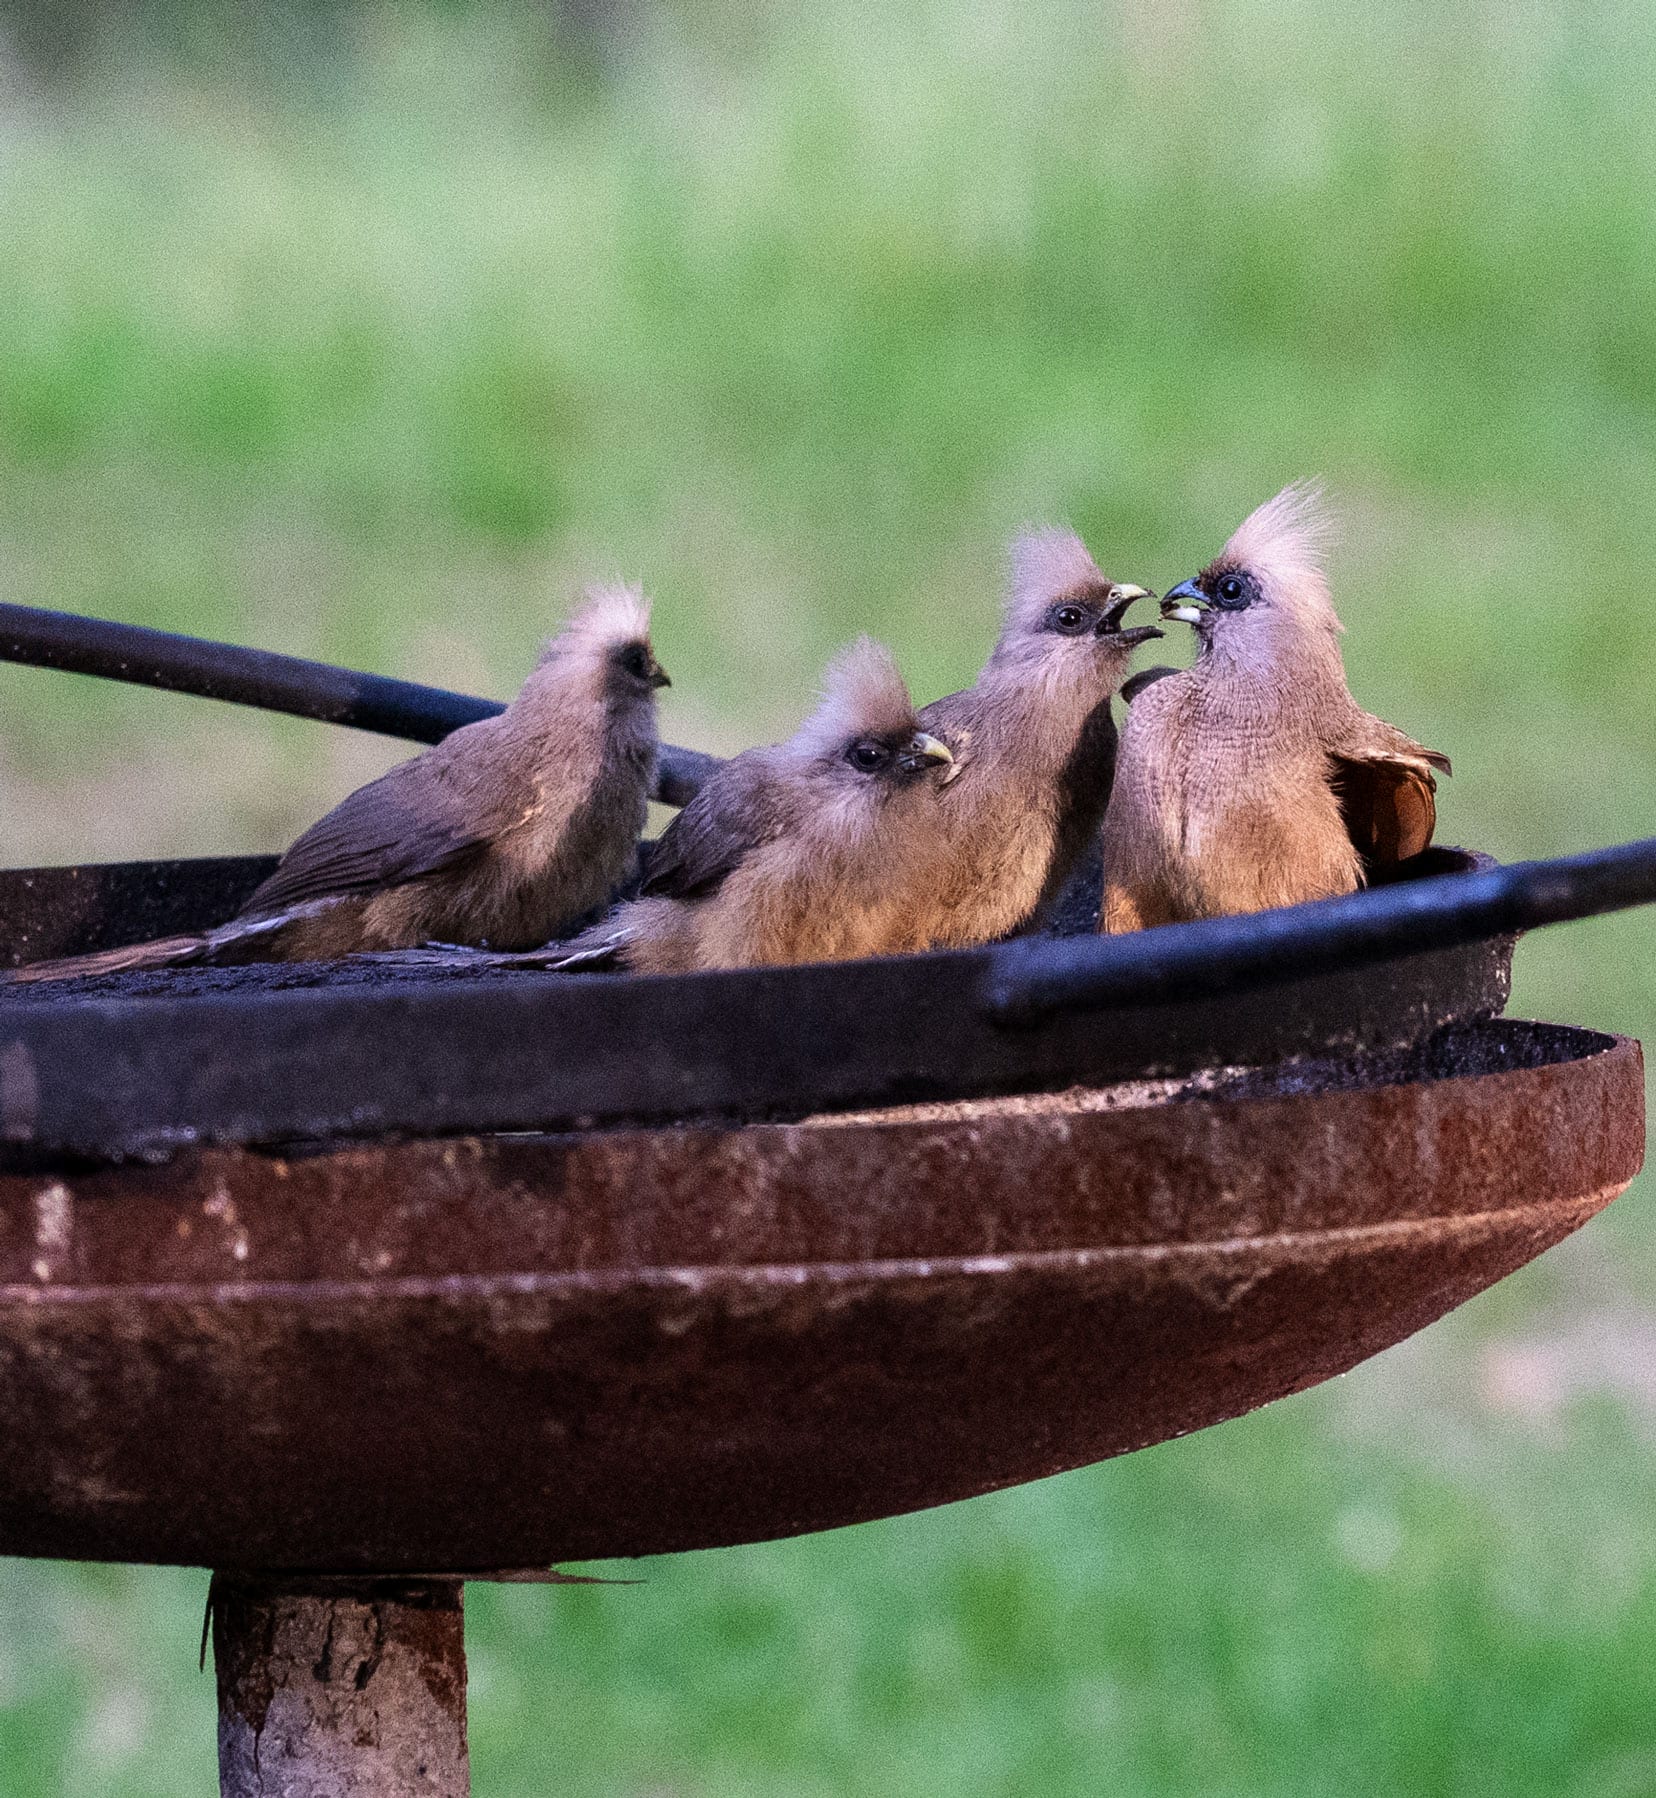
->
[561,636,957,974]
[11,586,669,980]
[1100,484,1450,932]
[914,529,1160,942]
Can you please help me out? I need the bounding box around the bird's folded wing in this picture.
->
[637,756,782,900]
[241,755,492,916]
[1120,665,1181,706]
[1327,713,1452,868]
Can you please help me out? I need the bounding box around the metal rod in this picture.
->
[985,836,1656,1025]
[0,602,717,808]
[211,1574,469,1797]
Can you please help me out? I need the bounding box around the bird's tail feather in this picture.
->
[2,905,321,986]
[5,932,214,984]
[545,934,628,972]
[366,932,631,973]
[5,906,632,986]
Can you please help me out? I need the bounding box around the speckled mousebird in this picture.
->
[1100,484,1450,933]
[10,586,669,981]
[912,527,1161,941]
[558,636,957,973]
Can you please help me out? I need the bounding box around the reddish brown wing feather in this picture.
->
[1330,755,1440,867]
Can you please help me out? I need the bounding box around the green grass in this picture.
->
[0,2,1653,1791]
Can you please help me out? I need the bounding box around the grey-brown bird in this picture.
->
[563,636,957,974]
[10,586,669,981]
[1100,484,1451,933]
[912,529,1161,942]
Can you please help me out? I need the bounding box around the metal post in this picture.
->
[211,1576,469,1797]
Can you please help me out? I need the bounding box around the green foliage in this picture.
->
[0,4,1652,1792]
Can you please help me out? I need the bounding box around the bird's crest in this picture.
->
[546,582,654,662]
[1218,483,1338,628]
[1007,527,1106,629]
[795,636,918,758]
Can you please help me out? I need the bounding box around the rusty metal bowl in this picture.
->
[4,540,1653,1797]
[0,1017,1638,1573]
[0,846,1521,1157]
[4,835,1656,1159]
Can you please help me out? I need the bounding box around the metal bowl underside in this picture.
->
[0,1019,1639,1573]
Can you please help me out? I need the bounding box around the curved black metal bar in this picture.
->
[984,836,1656,1024]
[0,603,719,808]
[0,927,1516,1160]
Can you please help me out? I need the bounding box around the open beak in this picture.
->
[1160,578,1211,626]
[1097,584,1165,649]
[647,657,672,689]
[901,731,956,778]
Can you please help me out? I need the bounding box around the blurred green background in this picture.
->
[1,1,1653,1792]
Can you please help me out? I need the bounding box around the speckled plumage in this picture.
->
[571,638,957,973]
[10,587,668,981]
[1101,485,1450,933]
[914,528,1160,943]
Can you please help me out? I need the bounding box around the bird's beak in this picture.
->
[901,731,956,777]
[647,656,672,689]
[1097,584,1165,648]
[1160,578,1210,625]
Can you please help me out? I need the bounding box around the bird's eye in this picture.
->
[1048,603,1090,635]
[618,643,650,678]
[847,739,891,773]
[1216,575,1247,606]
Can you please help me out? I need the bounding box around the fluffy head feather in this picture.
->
[1215,482,1339,632]
[1006,527,1109,633]
[791,636,918,761]
[546,581,654,660]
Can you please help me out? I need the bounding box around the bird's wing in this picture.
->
[241,736,503,916]
[1327,713,1452,868]
[1120,665,1181,706]
[637,755,783,901]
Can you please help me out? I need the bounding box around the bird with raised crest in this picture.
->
[1101,484,1451,933]
[912,528,1161,941]
[560,636,957,973]
[10,586,670,980]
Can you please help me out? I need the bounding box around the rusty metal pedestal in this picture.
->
[0,1022,1638,1797]
[3,613,1656,1798]
[212,1577,469,1797]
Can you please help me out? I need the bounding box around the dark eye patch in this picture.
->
[847,738,892,773]
[1209,570,1256,610]
[1046,602,1094,635]
[617,643,650,678]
